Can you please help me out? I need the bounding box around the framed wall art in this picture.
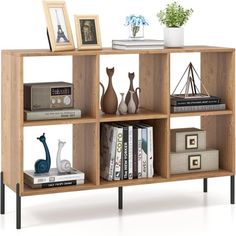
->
[74,15,102,50]
[43,1,75,51]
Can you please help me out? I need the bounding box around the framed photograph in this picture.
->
[43,1,75,52]
[185,134,198,149]
[188,154,201,170]
[74,15,102,50]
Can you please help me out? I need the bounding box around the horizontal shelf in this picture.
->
[169,169,234,182]
[171,109,233,117]
[4,46,234,57]
[22,181,97,196]
[23,116,97,127]
[100,108,168,122]
[100,175,167,188]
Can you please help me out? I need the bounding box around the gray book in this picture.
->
[171,103,226,113]
[24,108,81,120]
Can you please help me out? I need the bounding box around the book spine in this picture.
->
[171,103,226,113]
[123,126,129,180]
[147,126,154,178]
[108,126,118,181]
[137,128,142,179]
[25,109,81,120]
[114,127,123,180]
[133,127,138,179]
[141,127,148,178]
[33,174,85,184]
[128,125,133,180]
[26,179,84,189]
[171,98,220,106]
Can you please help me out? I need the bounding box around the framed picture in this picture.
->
[43,1,75,52]
[185,134,198,149]
[188,154,201,170]
[74,15,102,50]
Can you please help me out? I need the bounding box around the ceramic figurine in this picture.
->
[134,87,141,113]
[56,140,71,173]
[34,133,51,174]
[118,93,128,115]
[101,67,118,114]
[99,82,105,112]
[127,90,136,114]
[125,72,135,105]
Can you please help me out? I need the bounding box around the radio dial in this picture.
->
[51,99,56,104]
[57,98,61,104]
[64,96,71,105]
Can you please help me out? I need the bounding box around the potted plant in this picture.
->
[157,2,193,47]
[125,15,149,39]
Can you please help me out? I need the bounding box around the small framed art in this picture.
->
[185,134,198,150]
[188,154,201,170]
[43,1,75,51]
[74,15,102,50]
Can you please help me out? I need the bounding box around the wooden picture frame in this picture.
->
[43,1,75,52]
[74,15,102,50]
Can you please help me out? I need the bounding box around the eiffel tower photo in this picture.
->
[55,9,69,43]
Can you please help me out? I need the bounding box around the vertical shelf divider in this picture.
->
[72,54,100,185]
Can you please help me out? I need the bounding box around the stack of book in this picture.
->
[100,122,154,181]
[112,39,164,50]
[170,94,226,113]
[24,168,85,189]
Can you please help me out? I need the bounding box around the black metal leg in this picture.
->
[203,178,208,193]
[16,183,21,229]
[1,172,5,214]
[231,175,235,204]
[118,187,123,210]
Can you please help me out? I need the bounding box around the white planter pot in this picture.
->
[164,27,184,47]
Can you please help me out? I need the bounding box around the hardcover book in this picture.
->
[24,168,85,184]
[100,124,118,181]
[24,108,81,121]
[171,103,226,113]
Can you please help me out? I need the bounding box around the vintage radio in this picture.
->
[24,82,73,111]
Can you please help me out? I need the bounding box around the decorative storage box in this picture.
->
[171,127,206,152]
[170,149,219,174]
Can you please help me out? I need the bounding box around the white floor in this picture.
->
[0,177,235,236]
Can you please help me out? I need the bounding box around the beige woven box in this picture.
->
[171,127,206,152]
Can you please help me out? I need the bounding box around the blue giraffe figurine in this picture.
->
[34,133,51,174]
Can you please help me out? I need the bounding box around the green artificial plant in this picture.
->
[157,2,193,27]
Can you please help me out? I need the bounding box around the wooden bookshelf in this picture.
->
[1,46,235,228]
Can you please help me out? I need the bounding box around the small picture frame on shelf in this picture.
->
[185,134,198,149]
[43,1,75,52]
[74,15,102,50]
[188,154,201,170]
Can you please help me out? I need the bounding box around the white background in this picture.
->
[0,0,236,235]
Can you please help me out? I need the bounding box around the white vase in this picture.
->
[164,27,184,47]
[118,93,128,115]
[127,91,136,114]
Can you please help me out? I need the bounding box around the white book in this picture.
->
[113,124,123,180]
[100,124,118,181]
[24,168,85,184]
[142,124,154,178]
[128,125,133,179]
[24,108,81,121]
[136,124,148,178]
[136,126,142,179]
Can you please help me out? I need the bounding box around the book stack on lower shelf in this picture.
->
[100,122,153,181]
[24,168,85,189]
[170,128,219,174]
[170,94,226,113]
